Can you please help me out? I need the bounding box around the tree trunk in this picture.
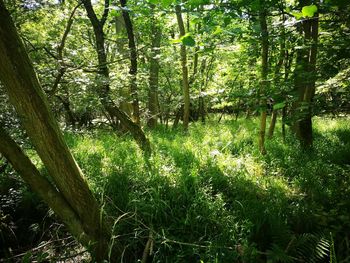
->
[175,4,190,130]
[282,106,286,142]
[120,0,140,124]
[82,0,151,154]
[268,12,286,139]
[268,110,278,138]
[0,127,92,248]
[0,2,119,260]
[147,5,161,128]
[173,105,183,129]
[258,0,269,155]
[292,0,319,148]
[55,93,76,127]
[199,58,207,123]
[282,47,294,142]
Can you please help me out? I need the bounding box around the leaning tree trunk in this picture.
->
[0,2,120,260]
[147,5,161,128]
[120,0,140,124]
[175,4,190,130]
[0,127,92,248]
[292,0,318,148]
[267,110,278,138]
[82,0,151,154]
[258,0,269,155]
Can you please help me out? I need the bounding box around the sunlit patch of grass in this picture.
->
[314,116,350,132]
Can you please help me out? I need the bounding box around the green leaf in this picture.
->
[181,33,196,47]
[149,0,159,4]
[273,102,286,110]
[110,9,119,17]
[188,0,209,7]
[170,38,182,44]
[302,5,318,17]
[213,26,223,35]
[292,12,303,19]
[161,0,175,7]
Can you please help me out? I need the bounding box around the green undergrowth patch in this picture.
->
[62,116,350,262]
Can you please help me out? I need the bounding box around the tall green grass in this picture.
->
[61,116,350,262]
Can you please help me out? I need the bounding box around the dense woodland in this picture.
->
[0,0,349,262]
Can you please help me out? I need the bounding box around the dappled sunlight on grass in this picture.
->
[314,116,350,132]
[56,117,350,262]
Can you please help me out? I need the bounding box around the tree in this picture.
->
[258,0,269,155]
[0,127,91,250]
[147,4,161,128]
[175,3,190,130]
[82,0,151,154]
[268,4,287,139]
[0,1,121,260]
[120,0,141,124]
[291,1,319,148]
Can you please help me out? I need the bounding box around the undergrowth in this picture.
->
[1,116,350,262]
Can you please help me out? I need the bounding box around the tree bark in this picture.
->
[147,5,161,128]
[267,110,277,138]
[258,0,268,155]
[0,127,92,248]
[199,58,207,123]
[268,12,286,139]
[0,2,118,260]
[292,0,319,148]
[120,0,140,124]
[282,106,286,142]
[55,93,76,126]
[175,4,190,130]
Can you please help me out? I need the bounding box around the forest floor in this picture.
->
[1,116,350,262]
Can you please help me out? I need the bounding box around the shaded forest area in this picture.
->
[0,0,349,262]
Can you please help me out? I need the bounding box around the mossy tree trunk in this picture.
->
[268,11,286,139]
[268,110,278,138]
[175,4,190,130]
[258,0,269,155]
[292,0,319,148]
[0,127,91,248]
[0,1,121,260]
[147,5,161,129]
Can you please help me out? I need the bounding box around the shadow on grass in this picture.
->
[113,143,311,262]
[264,127,350,261]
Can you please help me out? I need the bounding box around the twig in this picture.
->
[141,230,154,263]
[6,237,73,260]
[54,249,88,262]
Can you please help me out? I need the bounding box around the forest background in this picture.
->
[0,0,349,262]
